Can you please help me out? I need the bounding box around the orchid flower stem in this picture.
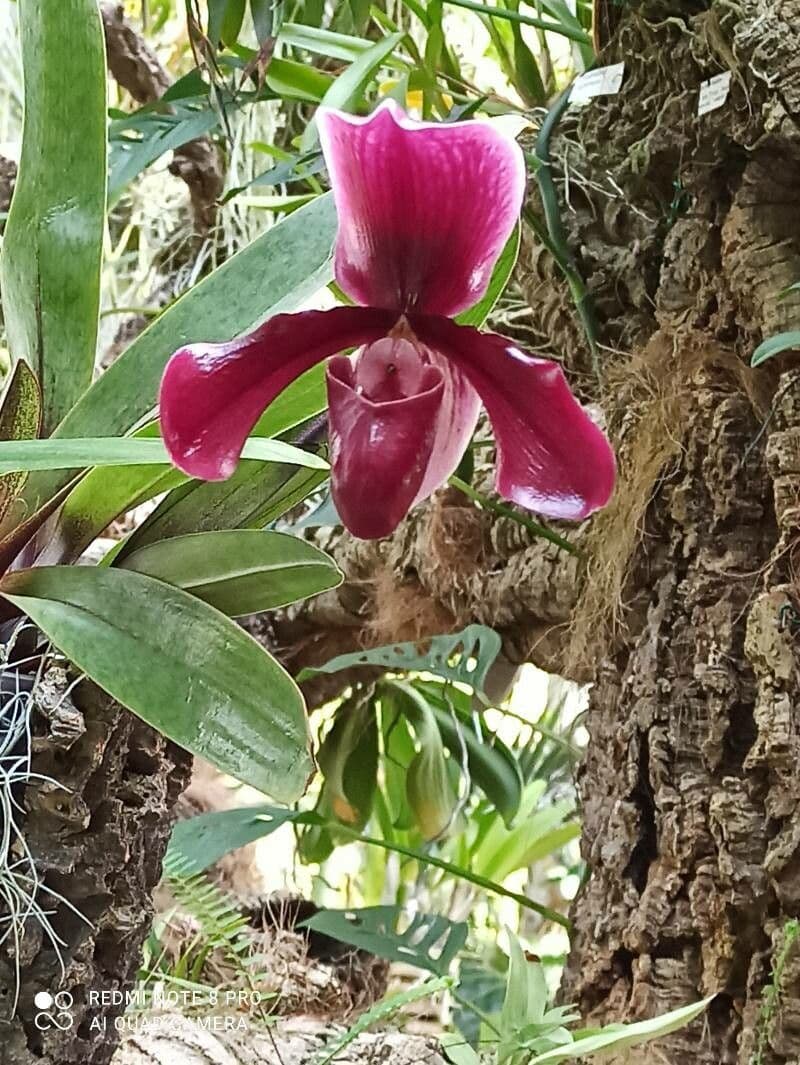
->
[451,988,502,1037]
[442,0,592,44]
[449,475,579,556]
[529,85,601,375]
[331,823,571,929]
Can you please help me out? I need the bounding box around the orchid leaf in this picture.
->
[301,32,404,149]
[1,0,106,434]
[23,193,337,510]
[118,530,342,615]
[0,566,313,801]
[47,363,328,565]
[116,458,326,555]
[0,436,328,475]
[751,331,800,366]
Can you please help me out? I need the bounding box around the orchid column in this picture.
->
[160,101,616,539]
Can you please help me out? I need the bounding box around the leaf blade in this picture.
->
[1,566,313,801]
[1,0,107,433]
[119,529,342,615]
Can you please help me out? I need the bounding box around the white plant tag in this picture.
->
[569,63,625,106]
[698,71,732,116]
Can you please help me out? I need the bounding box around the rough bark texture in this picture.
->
[0,674,191,1065]
[267,2,800,1061]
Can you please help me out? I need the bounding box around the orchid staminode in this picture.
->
[159,101,616,539]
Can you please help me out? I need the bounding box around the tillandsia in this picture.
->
[160,101,616,539]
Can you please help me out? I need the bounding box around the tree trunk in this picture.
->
[0,673,191,1065]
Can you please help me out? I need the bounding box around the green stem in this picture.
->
[449,475,579,556]
[443,0,592,44]
[334,824,571,929]
[530,86,601,372]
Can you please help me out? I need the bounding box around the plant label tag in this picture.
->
[570,63,625,106]
[698,71,731,116]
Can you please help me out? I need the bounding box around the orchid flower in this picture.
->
[160,101,615,540]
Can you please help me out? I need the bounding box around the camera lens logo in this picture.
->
[34,990,74,1031]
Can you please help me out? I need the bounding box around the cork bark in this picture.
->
[0,678,191,1065]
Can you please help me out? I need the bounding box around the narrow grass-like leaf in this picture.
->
[0,436,327,474]
[528,996,714,1062]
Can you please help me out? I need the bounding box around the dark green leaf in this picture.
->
[298,624,503,696]
[208,0,246,44]
[109,103,220,202]
[119,529,342,615]
[300,906,468,977]
[251,0,283,44]
[1,0,107,433]
[167,805,298,871]
[49,363,328,565]
[398,679,523,824]
[1,567,313,801]
[119,456,326,553]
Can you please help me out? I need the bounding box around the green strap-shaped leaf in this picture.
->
[1,566,313,801]
[751,330,800,367]
[0,435,328,474]
[1,0,106,434]
[301,32,404,149]
[119,529,342,615]
[47,364,328,565]
[23,193,337,509]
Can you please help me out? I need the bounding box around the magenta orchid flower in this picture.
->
[159,101,615,540]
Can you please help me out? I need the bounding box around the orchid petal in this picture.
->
[410,316,616,520]
[317,100,526,317]
[327,353,446,539]
[160,307,396,481]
